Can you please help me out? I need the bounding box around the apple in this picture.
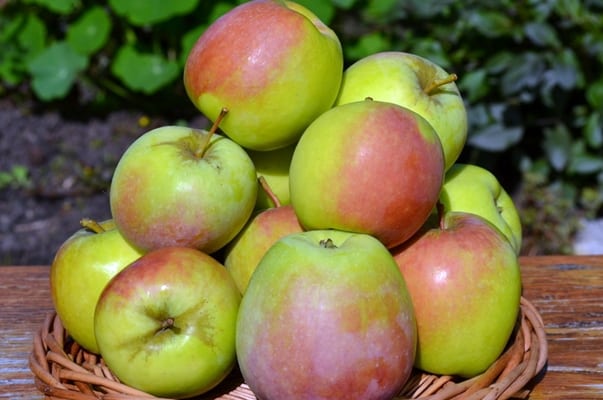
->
[391,209,522,378]
[439,163,522,254]
[246,143,296,210]
[224,203,303,294]
[334,51,467,171]
[289,99,445,249]
[50,218,143,354]
[109,111,258,254]
[94,246,241,398]
[183,0,343,151]
[237,229,417,400]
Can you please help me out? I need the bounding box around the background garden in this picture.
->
[1,0,602,264]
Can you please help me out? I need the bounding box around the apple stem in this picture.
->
[158,317,175,334]
[194,107,229,158]
[319,238,337,249]
[437,202,446,230]
[423,74,458,95]
[80,218,105,233]
[258,175,281,208]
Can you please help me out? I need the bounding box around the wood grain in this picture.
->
[1,256,602,399]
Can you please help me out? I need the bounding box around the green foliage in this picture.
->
[1,0,602,221]
[0,165,32,191]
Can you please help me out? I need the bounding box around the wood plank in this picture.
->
[519,256,603,399]
[0,266,54,399]
[1,257,602,399]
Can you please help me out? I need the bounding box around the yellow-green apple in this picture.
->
[237,229,417,400]
[224,204,303,293]
[391,209,522,378]
[94,246,241,398]
[289,99,445,248]
[183,0,343,151]
[439,163,522,254]
[335,51,467,170]
[50,218,143,354]
[246,143,296,209]
[110,115,257,254]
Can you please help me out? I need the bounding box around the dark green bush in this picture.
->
[2,0,602,229]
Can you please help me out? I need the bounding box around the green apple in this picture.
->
[50,218,143,354]
[289,99,445,248]
[391,210,521,377]
[439,163,522,254]
[224,204,303,293]
[184,0,343,151]
[94,246,241,398]
[335,51,467,171]
[237,229,417,399]
[247,143,296,210]
[110,116,257,254]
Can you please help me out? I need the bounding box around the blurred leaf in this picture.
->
[23,0,79,14]
[586,78,603,109]
[584,112,603,148]
[466,10,513,38]
[543,124,572,171]
[27,42,88,100]
[18,14,47,58]
[108,0,199,26]
[484,51,516,74]
[364,0,401,22]
[332,0,357,9]
[344,32,391,61]
[568,141,603,174]
[500,52,546,96]
[67,7,112,55]
[459,69,488,103]
[111,45,179,94]
[468,124,523,152]
[524,21,561,48]
[294,0,335,24]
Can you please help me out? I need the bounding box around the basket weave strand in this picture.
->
[29,297,547,400]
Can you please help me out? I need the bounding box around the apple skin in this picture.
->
[391,211,522,378]
[184,0,343,151]
[289,99,445,249]
[94,246,241,398]
[247,143,296,210]
[50,219,143,354]
[335,51,467,171]
[224,204,303,294]
[237,229,417,400]
[439,163,522,254]
[110,125,257,254]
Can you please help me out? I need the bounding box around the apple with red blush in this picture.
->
[184,0,343,151]
[391,206,522,378]
[289,99,445,248]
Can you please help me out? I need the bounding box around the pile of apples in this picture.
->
[49,1,525,399]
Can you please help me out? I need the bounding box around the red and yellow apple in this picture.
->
[224,204,303,294]
[289,99,445,248]
[184,0,343,151]
[237,229,417,400]
[94,246,241,398]
[392,210,522,377]
[335,51,467,170]
[50,218,143,354]
[109,122,257,254]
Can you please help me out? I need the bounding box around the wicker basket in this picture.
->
[29,297,547,400]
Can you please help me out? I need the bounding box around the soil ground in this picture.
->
[0,98,207,265]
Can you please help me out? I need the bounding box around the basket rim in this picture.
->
[29,296,547,400]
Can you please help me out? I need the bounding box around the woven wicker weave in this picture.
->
[29,297,547,400]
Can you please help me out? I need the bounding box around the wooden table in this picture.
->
[1,256,602,399]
